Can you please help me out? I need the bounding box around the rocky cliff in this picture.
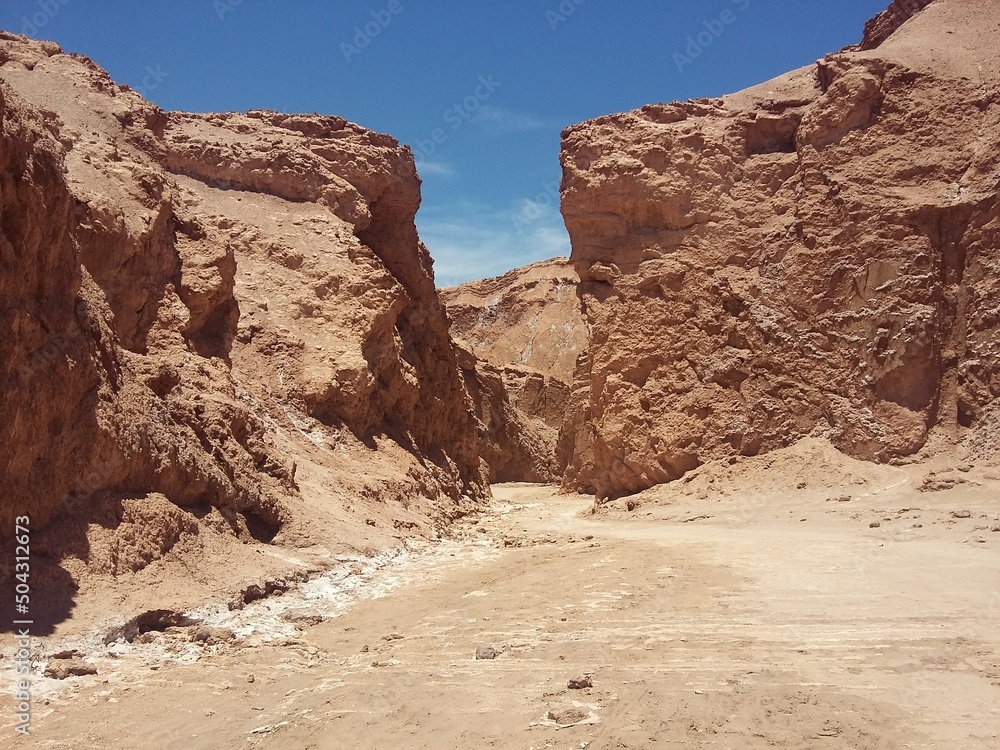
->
[0,35,487,627]
[442,259,588,481]
[558,0,1000,499]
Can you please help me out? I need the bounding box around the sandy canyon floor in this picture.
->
[6,457,1000,749]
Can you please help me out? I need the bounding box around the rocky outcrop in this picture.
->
[856,0,935,50]
[0,34,487,625]
[558,0,1000,499]
[158,108,485,500]
[442,259,587,481]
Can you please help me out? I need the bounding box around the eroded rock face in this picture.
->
[441,258,587,384]
[455,344,564,483]
[558,0,1000,499]
[856,0,935,50]
[442,259,587,481]
[0,35,487,607]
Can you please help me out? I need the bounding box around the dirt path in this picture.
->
[10,483,1000,749]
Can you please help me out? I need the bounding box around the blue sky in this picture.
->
[2,0,889,285]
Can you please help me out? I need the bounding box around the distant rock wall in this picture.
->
[557,0,1000,499]
[455,346,567,483]
[442,259,587,384]
[443,259,587,481]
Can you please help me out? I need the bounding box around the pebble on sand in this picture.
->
[476,644,498,660]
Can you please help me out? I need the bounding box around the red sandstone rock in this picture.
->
[0,34,487,620]
[558,0,1000,499]
[855,0,935,50]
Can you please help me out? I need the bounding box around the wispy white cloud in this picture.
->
[414,160,457,178]
[470,105,547,133]
[417,196,571,287]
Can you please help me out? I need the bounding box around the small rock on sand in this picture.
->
[281,608,325,626]
[548,706,588,725]
[568,674,593,689]
[191,626,235,645]
[476,644,498,660]
[44,659,98,680]
[49,649,81,660]
[920,477,962,493]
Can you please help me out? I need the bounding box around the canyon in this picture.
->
[0,0,998,747]
[442,258,586,482]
